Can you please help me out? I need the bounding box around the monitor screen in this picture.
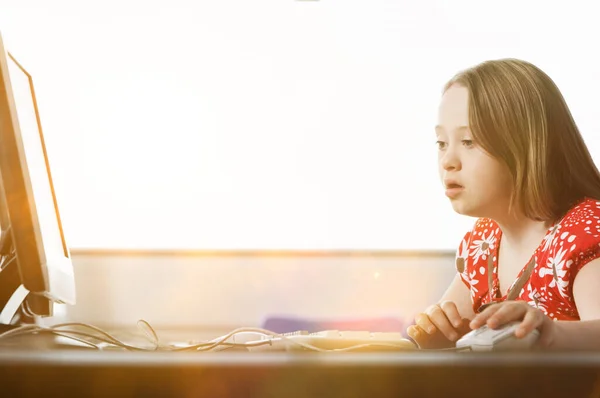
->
[0,32,75,323]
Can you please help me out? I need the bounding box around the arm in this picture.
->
[471,258,600,350]
[407,273,475,348]
[439,273,477,321]
[550,320,600,350]
[407,229,475,348]
[549,257,600,350]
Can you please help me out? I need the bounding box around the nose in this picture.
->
[440,144,461,171]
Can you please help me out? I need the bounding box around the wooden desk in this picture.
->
[1,348,599,397]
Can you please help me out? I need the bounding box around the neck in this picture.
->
[493,211,550,251]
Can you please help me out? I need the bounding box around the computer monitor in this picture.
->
[0,31,75,327]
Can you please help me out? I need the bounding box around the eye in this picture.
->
[462,139,474,148]
[436,140,447,150]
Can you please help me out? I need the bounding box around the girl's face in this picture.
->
[436,84,513,219]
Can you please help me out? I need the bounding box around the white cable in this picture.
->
[0,321,426,353]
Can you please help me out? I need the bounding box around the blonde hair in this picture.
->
[444,58,600,223]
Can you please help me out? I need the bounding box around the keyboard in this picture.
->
[243,330,417,352]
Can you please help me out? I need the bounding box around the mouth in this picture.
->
[444,183,464,198]
[445,183,464,189]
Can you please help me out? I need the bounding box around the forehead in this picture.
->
[437,84,469,131]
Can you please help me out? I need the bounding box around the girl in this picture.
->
[408,58,600,350]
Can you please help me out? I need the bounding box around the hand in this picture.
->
[470,300,555,348]
[407,301,472,349]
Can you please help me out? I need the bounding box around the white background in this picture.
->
[0,0,598,250]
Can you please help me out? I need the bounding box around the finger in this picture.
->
[407,325,427,342]
[515,308,543,339]
[439,301,463,328]
[485,302,528,329]
[406,325,419,339]
[407,324,426,337]
[470,303,503,329]
[415,313,436,335]
[424,305,458,341]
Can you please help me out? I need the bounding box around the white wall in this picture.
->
[2,1,598,252]
[57,251,456,331]
[2,2,597,336]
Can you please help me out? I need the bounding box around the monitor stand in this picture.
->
[0,229,28,332]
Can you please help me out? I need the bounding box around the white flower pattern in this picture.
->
[469,230,496,264]
[457,199,600,321]
[539,246,571,299]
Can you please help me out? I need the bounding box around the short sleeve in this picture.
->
[566,229,600,291]
[546,199,600,299]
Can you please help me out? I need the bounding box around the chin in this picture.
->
[449,200,485,218]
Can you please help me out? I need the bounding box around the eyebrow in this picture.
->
[435,125,470,133]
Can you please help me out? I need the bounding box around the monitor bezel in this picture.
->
[0,32,75,307]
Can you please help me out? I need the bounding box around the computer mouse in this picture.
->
[455,321,540,351]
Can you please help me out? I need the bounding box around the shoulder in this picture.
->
[555,198,600,242]
[550,197,600,271]
[455,218,500,270]
[455,218,500,301]
[559,198,600,232]
[457,218,500,249]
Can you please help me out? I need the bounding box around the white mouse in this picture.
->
[456,321,540,351]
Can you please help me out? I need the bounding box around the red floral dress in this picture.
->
[456,198,600,320]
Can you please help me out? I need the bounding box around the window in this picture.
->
[1,1,597,250]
